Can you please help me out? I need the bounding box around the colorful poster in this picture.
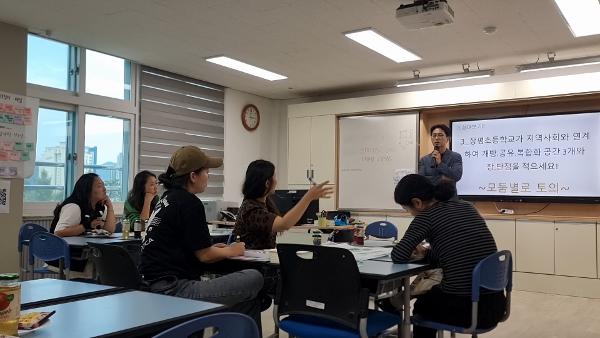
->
[0,91,38,178]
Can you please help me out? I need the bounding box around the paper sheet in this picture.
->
[0,179,9,213]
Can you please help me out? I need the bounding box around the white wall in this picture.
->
[223,88,286,204]
[0,22,26,272]
[287,66,600,118]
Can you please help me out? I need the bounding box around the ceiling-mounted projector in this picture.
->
[396,0,454,29]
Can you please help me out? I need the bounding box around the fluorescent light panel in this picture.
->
[554,0,600,37]
[516,55,600,73]
[206,56,287,81]
[395,70,493,87]
[344,29,420,63]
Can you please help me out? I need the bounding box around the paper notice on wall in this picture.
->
[0,179,10,213]
[0,91,38,178]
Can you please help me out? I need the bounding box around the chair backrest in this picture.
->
[275,244,369,330]
[28,232,70,269]
[471,250,513,302]
[365,221,398,240]
[18,223,48,252]
[88,243,141,289]
[152,312,259,338]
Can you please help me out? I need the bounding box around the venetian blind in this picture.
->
[139,66,225,199]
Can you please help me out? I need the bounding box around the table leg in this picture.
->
[402,277,411,338]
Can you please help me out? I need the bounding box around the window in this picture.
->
[24,108,74,202]
[25,34,138,216]
[85,50,131,100]
[84,114,131,202]
[26,35,77,91]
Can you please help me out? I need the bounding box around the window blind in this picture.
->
[139,66,225,199]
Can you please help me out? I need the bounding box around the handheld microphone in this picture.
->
[431,145,440,168]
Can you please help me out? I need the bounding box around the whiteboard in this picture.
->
[338,113,419,210]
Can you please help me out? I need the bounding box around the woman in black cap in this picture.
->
[140,145,264,329]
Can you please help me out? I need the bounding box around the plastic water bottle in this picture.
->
[121,219,130,239]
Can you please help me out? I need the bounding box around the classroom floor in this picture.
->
[261,290,600,337]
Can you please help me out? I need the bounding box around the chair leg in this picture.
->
[471,334,477,338]
[266,325,279,338]
[451,332,456,338]
[437,330,444,338]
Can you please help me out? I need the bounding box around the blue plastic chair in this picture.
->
[365,221,398,240]
[18,223,48,278]
[152,312,260,338]
[412,250,513,338]
[28,232,71,280]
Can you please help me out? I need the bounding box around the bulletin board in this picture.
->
[0,91,38,178]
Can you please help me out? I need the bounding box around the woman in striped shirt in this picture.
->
[391,174,506,338]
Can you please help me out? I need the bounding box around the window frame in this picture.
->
[23,101,77,216]
[83,49,133,101]
[24,33,140,217]
[80,107,136,207]
[26,34,78,92]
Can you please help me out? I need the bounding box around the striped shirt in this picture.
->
[391,199,497,295]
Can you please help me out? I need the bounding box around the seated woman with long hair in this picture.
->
[49,173,116,275]
[124,170,159,227]
[390,174,505,338]
[233,159,332,249]
[51,172,116,237]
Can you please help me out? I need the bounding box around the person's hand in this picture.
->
[212,243,227,248]
[91,218,104,229]
[144,192,156,202]
[229,242,245,256]
[102,197,114,211]
[411,243,429,258]
[432,150,442,165]
[307,181,334,200]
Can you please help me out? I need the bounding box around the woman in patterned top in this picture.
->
[391,174,506,338]
[233,160,332,249]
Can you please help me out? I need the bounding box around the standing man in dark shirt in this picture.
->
[418,124,462,184]
[140,146,264,329]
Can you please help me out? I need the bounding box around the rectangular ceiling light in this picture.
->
[344,28,420,63]
[554,0,600,37]
[395,69,493,87]
[516,55,600,73]
[205,56,287,81]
